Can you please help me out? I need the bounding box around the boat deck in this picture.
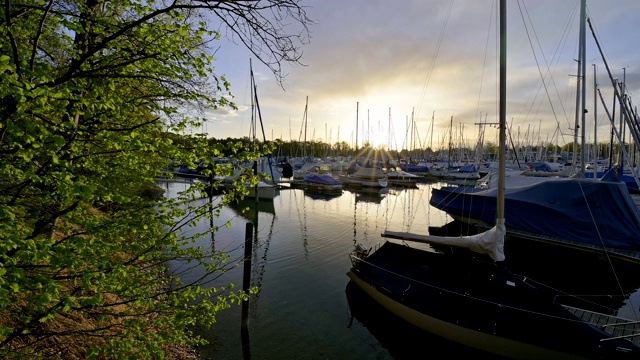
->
[563,305,640,347]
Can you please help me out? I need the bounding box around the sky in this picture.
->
[201,0,640,153]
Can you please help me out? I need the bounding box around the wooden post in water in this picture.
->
[208,162,215,245]
[241,222,252,358]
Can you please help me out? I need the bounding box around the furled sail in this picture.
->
[382,219,505,261]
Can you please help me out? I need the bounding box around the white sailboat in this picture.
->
[214,60,276,201]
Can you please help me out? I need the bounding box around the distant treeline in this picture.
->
[165,131,624,163]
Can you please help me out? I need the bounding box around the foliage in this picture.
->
[0,0,308,358]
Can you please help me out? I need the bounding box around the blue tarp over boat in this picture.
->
[399,163,430,173]
[525,162,552,172]
[304,173,342,185]
[457,164,477,173]
[430,173,640,251]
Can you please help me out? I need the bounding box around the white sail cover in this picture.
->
[382,218,505,261]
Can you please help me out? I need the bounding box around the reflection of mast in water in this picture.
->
[347,188,388,244]
[249,209,276,314]
[241,222,253,360]
[385,185,427,234]
[404,187,413,232]
[400,186,426,232]
[208,189,216,246]
[293,190,309,259]
[352,196,358,246]
[352,188,388,243]
[224,193,276,321]
[221,196,277,360]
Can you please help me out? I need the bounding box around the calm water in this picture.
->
[158,177,640,360]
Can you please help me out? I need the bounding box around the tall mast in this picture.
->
[448,115,453,166]
[497,0,506,224]
[593,64,598,178]
[367,109,370,146]
[430,111,434,160]
[579,0,587,173]
[303,96,308,158]
[388,107,392,150]
[355,102,359,152]
[571,0,587,174]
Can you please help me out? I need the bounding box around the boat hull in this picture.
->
[340,167,388,188]
[348,242,640,359]
[348,272,586,360]
[339,175,387,188]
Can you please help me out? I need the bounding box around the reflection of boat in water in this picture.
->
[228,197,276,222]
[344,187,388,204]
[304,191,342,201]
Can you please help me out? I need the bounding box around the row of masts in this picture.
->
[277,0,637,176]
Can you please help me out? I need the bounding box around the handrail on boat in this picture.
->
[599,332,640,342]
[601,320,640,328]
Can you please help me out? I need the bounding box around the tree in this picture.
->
[0,0,309,358]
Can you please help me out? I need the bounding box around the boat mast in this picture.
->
[430,111,434,160]
[355,102,359,153]
[497,0,506,224]
[388,107,392,152]
[447,115,453,167]
[571,0,587,174]
[303,96,308,159]
[593,64,598,178]
[579,0,587,173]
[250,59,276,183]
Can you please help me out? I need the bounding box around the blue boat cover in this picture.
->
[304,173,342,185]
[457,165,477,173]
[525,162,552,172]
[430,176,640,251]
[400,163,430,173]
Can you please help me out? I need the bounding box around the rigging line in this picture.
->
[584,8,618,83]
[576,180,628,304]
[415,0,454,120]
[521,0,578,140]
[521,275,623,315]
[474,0,495,123]
[516,0,565,141]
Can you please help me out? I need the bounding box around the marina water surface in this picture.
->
[159,179,640,359]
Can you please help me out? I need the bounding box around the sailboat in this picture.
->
[428,116,481,181]
[301,173,343,195]
[384,167,420,187]
[212,60,276,201]
[339,165,388,188]
[347,1,640,358]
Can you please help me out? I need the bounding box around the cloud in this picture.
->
[208,0,640,149]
